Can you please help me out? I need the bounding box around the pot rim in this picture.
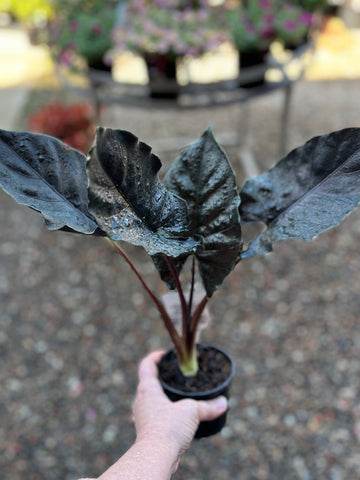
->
[159,344,236,399]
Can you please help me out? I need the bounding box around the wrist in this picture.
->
[97,433,181,480]
[135,430,181,475]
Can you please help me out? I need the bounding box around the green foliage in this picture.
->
[46,0,120,67]
[290,0,328,12]
[111,0,227,58]
[225,0,314,52]
[225,0,276,52]
[273,3,313,47]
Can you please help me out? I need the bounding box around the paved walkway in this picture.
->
[0,26,53,130]
[0,87,28,130]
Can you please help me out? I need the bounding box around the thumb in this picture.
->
[196,396,228,422]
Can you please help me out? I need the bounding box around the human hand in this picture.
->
[132,351,228,472]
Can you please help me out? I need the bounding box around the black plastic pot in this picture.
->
[238,48,269,89]
[158,345,235,439]
[88,59,112,73]
[143,52,179,99]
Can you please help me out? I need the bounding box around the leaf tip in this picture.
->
[203,125,214,140]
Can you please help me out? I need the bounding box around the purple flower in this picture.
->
[264,15,275,24]
[246,24,256,34]
[262,26,275,38]
[70,21,78,33]
[300,12,313,26]
[59,47,74,66]
[260,0,272,8]
[284,20,296,31]
[91,24,103,36]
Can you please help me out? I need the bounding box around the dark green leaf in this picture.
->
[157,128,242,296]
[0,129,98,234]
[240,128,360,258]
[87,127,198,256]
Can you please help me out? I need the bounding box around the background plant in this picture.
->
[45,0,120,68]
[225,0,315,52]
[225,0,277,52]
[28,101,96,153]
[274,1,313,47]
[111,0,227,58]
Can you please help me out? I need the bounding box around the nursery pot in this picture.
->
[88,59,112,73]
[281,33,311,52]
[238,48,269,89]
[143,52,179,99]
[158,344,235,439]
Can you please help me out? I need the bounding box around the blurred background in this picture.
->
[1,1,360,479]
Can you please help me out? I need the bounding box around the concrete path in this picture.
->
[0,87,28,130]
[0,26,53,131]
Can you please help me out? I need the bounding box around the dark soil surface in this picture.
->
[158,345,233,394]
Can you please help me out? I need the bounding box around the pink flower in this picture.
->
[91,24,103,36]
[70,21,78,33]
[300,12,313,25]
[59,47,74,66]
[260,0,272,8]
[262,26,274,38]
[246,24,256,34]
[284,20,296,31]
[265,15,275,24]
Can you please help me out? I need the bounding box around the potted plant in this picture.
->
[28,101,96,153]
[273,1,314,50]
[110,0,227,98]
[45,0,120,72]
[1,126,360,438]
[225,0,276,88]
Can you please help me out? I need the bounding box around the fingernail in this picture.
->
[216,396,228,413]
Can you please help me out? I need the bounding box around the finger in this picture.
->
[137,351,166,396]
[138,350,165,381]
[196,396,228,422]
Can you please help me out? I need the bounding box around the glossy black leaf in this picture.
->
[157,128,243,297]
[0,129,98,234]
[87,127,198,256]
[240,128,360,258]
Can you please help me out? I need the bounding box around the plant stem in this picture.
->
[163,255,189,338]
[188,255,196,320]
[106,238,183,354]
[179,346,198,378]
[190,294,208,341]
[235,257,242,267]
[163,255,200,377]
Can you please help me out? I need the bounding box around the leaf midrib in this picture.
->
[267,148,360,228]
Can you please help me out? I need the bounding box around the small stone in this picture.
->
[102,425,118,444]
[284,414,297,427]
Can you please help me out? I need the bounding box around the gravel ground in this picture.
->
[1,79,360,480]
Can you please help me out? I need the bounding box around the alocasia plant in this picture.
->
[1,126,360,377]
